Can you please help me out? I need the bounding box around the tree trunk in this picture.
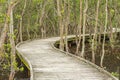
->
[9,8,16,80]
[81,0,88,57]
[8,1,20,80]
[39,0,47,38]
[27,17,30,39]
[91,0,100,63]
[73,0,78,46]
[57,0,64,50]
[109,11,114,49]
[100,0,108,67]
[19,0,27,42]
[64,0,70,52]
[76,0,83,55]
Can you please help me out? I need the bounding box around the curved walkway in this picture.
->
[16,37,118,80]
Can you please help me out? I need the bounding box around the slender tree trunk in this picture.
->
[7,1,19,80]
[9,8,16,80]
[109,12,114,49]
[76,0,82,55]
[19,17,23,41]
[64,0,70,52]
[100,0,108,67]
[91,0,100,63]
[39,0,47,38]
[81,0,88,57]
[73,0,78,46]
[65,24,68,52]
[19,0,27,42]
[27,17,30,39]
[57,0,64,50]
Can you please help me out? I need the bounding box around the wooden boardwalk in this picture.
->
[16,37,118,80]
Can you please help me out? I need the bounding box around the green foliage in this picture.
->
[4,43,11,48]
[2,53,10,70]
[8,33,16,40]
[13,60,19,71]
[110,9,115,15]
[0,13,5,23]
[33,0,42,4]
[111,72,119,77]
[5,43,11,52]
[15,14,21,19]
[6,14,10,23]
[0,0,6,3]
[19,67,24,72]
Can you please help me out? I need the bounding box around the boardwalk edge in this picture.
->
[16,40,34,80]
